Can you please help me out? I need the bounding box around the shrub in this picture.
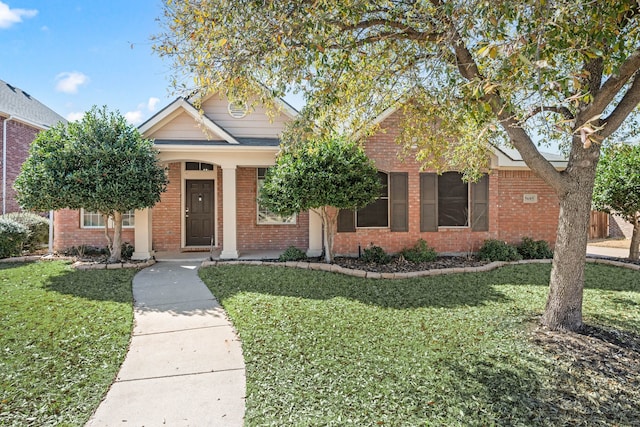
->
[2,212,49,251]
[0,218,29,258]
[121,242,135,260]
[517,237,553,259]
[279,246,307,262]
[477,239,522,262]
[63,245,108,258]
[361,244,391,264]
[400,239,438,263]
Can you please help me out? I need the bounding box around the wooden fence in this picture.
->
[589,211,609,240]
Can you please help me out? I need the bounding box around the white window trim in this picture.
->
[80,208,135,229]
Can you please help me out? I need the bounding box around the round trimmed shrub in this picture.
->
[2,212,49,251]
[517,237,553,259]
[0,218,29,258]
[279,246,307,262]
[400,239,438,263]
[361,244,391,264]
[477,239,522,262]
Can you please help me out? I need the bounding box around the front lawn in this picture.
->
[0,261,135,426]
[200,263,640,426]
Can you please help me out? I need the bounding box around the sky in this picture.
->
[1,0,192,125]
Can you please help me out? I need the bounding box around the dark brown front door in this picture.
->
[186,180,214,246]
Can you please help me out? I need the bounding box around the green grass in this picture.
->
[200,263,640,426]
[0,261,135,427]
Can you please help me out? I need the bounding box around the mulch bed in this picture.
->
[332,255,492,273]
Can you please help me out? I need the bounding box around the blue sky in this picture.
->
[1,0,187,124]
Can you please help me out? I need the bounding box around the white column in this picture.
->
[307,209,323,257]
[131,208,153,260]
[220,165,239,259]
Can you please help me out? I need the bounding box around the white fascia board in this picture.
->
[138,98,240,144]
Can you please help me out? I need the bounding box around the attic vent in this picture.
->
[228,102,248,119]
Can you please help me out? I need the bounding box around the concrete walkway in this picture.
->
[86,262,245,427]
[587,244,630,259]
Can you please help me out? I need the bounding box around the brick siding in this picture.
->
[0,118,39,213]
[53,208,135,251]
[52,110,561,255]
[333,111,560,255]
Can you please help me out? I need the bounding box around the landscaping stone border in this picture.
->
[0,254,156,270]
[202,256,640,278]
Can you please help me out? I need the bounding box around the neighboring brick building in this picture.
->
[53,94,566,259]
[0,79,66,214]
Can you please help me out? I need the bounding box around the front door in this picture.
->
[186,180,214,246]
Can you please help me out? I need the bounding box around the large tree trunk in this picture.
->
[629,215,640,260]
[541,144,599,332]
[108,211,123,263]
[319,207,338,263]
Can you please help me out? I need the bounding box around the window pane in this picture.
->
[200,163,213,171]
[82,210,135,228]
[357,198,389,227]
[256,168,296,224]
[185,162,200,170]
[357,171,389,228]
[438,172,468,226]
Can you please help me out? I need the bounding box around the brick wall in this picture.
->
[236,167,309,251]
[53,208,135,251]
[332,111,560,255]
[496,170,560,245]
[151,162,182,251]
[0,118,39,213]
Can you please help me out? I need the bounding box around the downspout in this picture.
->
[2,115,14,215]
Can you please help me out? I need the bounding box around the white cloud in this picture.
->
[0,1,37,29]
[55,71,89,94]
[66,112,84,122]
[124,110,144,125]
[125,97,162,125]
[147,97,160,112]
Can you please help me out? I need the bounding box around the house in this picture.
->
[0,79,67,214]
[52,94,566,258]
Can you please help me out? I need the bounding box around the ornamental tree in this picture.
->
[15,106,168,262]
[593,143,640,260]
[154,1,640,331]
[258,137,381,263]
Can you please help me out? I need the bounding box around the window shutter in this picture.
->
[390,172,408,232]
[471,174,489,231]
[337,209,356,232]
[420,173,438,232]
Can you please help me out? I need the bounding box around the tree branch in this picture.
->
[599,72,640,139]
[339,19,442,42]
[580,47,640,123]
[524,105,575,122]
[436,8,568,194]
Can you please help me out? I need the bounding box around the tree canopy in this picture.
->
[259,136,381,262]
[154,0,640,331]
[15,106,168,261]
[593,143,640,260]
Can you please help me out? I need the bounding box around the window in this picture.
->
[185,162,214,171]
[438,172,468,227]
[81,209,135,228]
[256,168,296,224]
[420,172,489,232]
[357,172,389,227]
[338,172,407,232]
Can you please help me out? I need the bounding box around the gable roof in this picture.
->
[372,105,567,169]
[0,79,66,129]
[139,97,241,144]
